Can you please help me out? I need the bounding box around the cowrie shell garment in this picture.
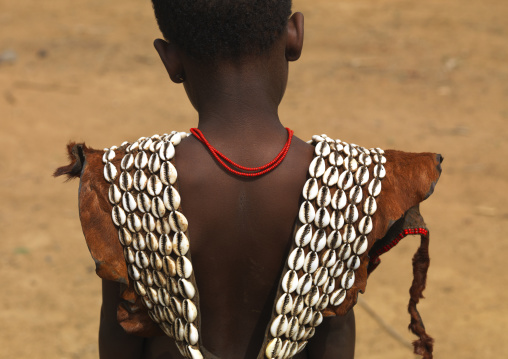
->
[103,132,386,359]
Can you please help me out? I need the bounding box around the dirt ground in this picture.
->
[1,0,507,358]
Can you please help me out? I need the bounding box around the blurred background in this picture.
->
[1,0,507,357]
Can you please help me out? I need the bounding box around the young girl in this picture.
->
[55,1,441,358]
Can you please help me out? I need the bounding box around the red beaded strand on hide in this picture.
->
[190,127,294,177]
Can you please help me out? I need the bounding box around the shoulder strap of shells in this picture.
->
[261,134,386,359]
[103,132,206,359]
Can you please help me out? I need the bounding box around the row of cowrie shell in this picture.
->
[103,132,204,359]
[265,135,385,359]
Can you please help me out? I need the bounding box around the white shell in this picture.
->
[162,256,176,277]
[330,210,345,230]
[103,149,115,163]
[176,256,193,278]
[314,207,330,229]
[324,276,336,294]
[108,184,122,204]
[327,230,342,249]
[299,201,316,224]
[310,311,323,327]
[151,196,166,218]
[119,171,133,191]
[308,156,326,178]
[132,232,145,250]
[358,216,373,234]
[134,151,148,169]
[172,231,190,256]
[341,269,355,289]
[182,299,198,323]
[330,288,346,306]
[316,294,330,311]
[363,196,377,215]
[331,189,347,210]
[315,141,331,157]
[373,152,386,164]
[150,252,163,271]
[178,278,196,299]
[343,224,356,243]
[355,165,370,185]
[330,260,345,278]
[288,247,305,271]
[316,186,331,207]
[374,163,386,179]
[296,273,313,295]
[338,243,352,261]
[368,178,382,197]
[321,249,337,268]
[174,318,185,341]
[159,234,172,255]
[344,205,359,223]
[128,141,139,152]
[137,193,151,213]
[112,206,126,226]
[184,323,199,345]
[158,287,170,306]
[156,217,171,235]
[118,228,132,246]
[170,297,183,316]
[310,230,327,252]
[358,153,372,166]
[135,250,149,269]
[292,295,305,316]
[349,185,363,204]
[124,247,135,264]
[305,286,320,307]
[353,235,368,255]
[128,264,141,281]
[303,251,319,274]
[147,175,163,196]
[270,314,289,337]
[127,213,142,232]
[154,270,167,288]
[312,134,325,143]
[276,293,294,315]
[302,178,319,200]
[122,192,137,212]
[170,132,182,146]
[148,153,161,173]
[134,170,148,191]
[347,255,361,270]
[298,307,313,325]
[163,185,181,211]
[323,166,339,187]
[140,137,153,151]
[281,270,298,293]
[159,141,175,161]
[295,224,312,247]
[338,171,353,190]
[169,211,189,232]
[265,338,282,358]
[344,157,358,172]
[160,161,178,185]
[134,281,147,297]
[104,162,118,183]
[187,346,203,359]
[143,214,156,233]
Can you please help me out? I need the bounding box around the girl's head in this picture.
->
[151,0,293,62]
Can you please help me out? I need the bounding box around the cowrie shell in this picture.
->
[169,132,182,146]
[303,251,319,274]
[133,170,148,191]
[159,141,175,161]
[310,229,327,252]
[341,269,355,289]
[310,311,323,327]
[182,299,198,323]
[134,281,146,296]
[134,151,148,169]
[159,234,172,255]
[154,270,167,288]
[321,249,337,268]
[281,270,298,293]
[124,247,135,264]
[147,175,163,196]
[157,287,170,306]
[298,307,313,326]
[185,323,199,345]
[363,196,377,215]
[327,230,342,249]
[276,293,293,315]
[368,178,382,197]
[338,171,353,190]
[140,138,153,151]
[374,163,386,178]
[148,153,161,173]
[373,153,386,164]
[156,217,171,234]
[323,166,339,187]
[324,276,336,294]
[128,264,141,281]
[305,286,320,307]
[176,256,193,278]
[270,314,289,337]
[358,216,373,234]
[344,157,358,172]
[299,201,315,224]
[120,153,134,171]
[344,204,359,223]
[170,297,183,316]
[103,149,115,163]
[302,178,318,200]
[108,184,121,204]
[150,252,163,271]
[292,295,305,316]
[162,256,176,277]
[338,243,352,261]
[316,186,331,207]
[172,231,189,256]
[343,224,356,243]
[355,165,370,185]
[331,189,347,210]
[127,213,142,232]
[173,318,184,341]
[296,273,313,295]
[135,250,149,269]
[309,156,326,178]
[142,213,156,233]
[330,288,346,306]
[104,162,117,183]
[315,141,331,157]
[178,278,196,299]
[122,192,137,212]
[329,151,343,167]
[314,207,330,228]
[286,317,300,340]
[187,346,203,359]
[330,210,345,230]
[347,255,361,270]
[314,267,329,287]
[151,196,166,218]
[160,161,178,185]
[358,153,372,166]
[132,232,145,250]
[316,294,330,311]
[353,235,368,255]
[265,338,282,358]
[288,247,305,271]
[169,211,188,232]
[163,185,181,211]
[118,228,132,246]
[349,185,363,204]
[295,224,312,247]
[112,205,126,226]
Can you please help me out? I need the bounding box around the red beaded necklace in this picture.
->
[190,127,294,177]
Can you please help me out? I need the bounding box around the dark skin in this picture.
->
[100,12,356,359]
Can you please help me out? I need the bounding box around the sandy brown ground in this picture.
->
[1,0,507,358]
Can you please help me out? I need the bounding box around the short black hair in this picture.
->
[151,0,292,61]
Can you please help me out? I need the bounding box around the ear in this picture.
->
[286,12,304,62]
[154,39,185,83]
